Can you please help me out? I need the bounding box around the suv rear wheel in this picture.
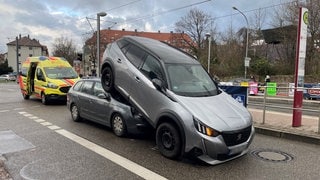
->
[156,122,182,159]
[101,66,114,93]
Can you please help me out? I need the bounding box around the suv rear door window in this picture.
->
[141,55,164,80]
[125,45,146,68]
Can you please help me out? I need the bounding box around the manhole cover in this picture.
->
[250,149,294,163]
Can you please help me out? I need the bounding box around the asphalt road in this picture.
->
[1,82,320,180]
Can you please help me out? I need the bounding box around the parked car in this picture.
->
[100,36,254,165]
[67,78,148,137]
[304,83,320,100]
[0,74,16,82]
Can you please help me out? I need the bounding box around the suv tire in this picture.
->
[156,122,182,159]
[101,66,114,93]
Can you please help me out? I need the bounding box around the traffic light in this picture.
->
[77,53,82,61]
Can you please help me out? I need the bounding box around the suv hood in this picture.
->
[173,91,252,131]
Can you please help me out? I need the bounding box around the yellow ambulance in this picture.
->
[19,56,80,104]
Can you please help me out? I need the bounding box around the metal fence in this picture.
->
[247,85,320,134]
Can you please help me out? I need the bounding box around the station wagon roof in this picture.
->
[122,36,198,64]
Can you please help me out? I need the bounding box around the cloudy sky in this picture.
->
[0,0,294,55]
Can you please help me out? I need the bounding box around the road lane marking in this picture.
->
[56,129,168,180]
[0,110,9,113]
[40,122,52,126]
[28,116,38,119]
[34,119,45,123]
[47,125,61,130]
[18,111,168,180]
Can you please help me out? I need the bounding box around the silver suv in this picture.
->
[101,36,254,165]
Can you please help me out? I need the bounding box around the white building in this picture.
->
[6,34,48,72]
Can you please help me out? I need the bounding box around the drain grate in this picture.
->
[250,149,294,163]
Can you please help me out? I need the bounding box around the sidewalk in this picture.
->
[249,108,320,144]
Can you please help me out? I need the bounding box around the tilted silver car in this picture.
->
[101,36,254,165]
[67,78,148,137]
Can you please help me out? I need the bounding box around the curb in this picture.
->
[254,124,320,145]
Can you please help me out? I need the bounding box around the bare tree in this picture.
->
[175,8,213,59]
[52,36,77,65]
[250,8,266,41]
[270,0,320,75]
[215,26,243,77]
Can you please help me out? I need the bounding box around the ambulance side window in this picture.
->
[36,68,45,81]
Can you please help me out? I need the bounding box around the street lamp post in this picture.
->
[96,11,107,77]
[205,33,211,73]
[233,7,249,79]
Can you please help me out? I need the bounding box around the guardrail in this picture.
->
[247,86,320,134]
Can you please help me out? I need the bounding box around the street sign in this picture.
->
[244,57,251,67]
[232,94,246,106]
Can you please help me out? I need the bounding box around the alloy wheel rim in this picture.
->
[113,116,123,133]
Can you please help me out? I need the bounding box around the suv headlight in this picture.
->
[193,117,220,137]
[47,82,58,89]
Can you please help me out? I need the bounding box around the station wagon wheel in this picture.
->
[111,113,127,137]
[101,66,114,93]
[156,122,182,159]
[41,92,48,105]
[71,104,81,122]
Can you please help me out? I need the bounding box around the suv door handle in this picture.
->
[135,76,140,82]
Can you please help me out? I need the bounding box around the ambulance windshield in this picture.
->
[44,67,78,79]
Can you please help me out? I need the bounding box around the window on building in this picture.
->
[29,47,32,50]
[29,54,32,57]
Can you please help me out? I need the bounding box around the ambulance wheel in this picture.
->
[22,93,30,100]
[41,93,48,105]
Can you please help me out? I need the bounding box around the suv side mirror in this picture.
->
[152,78,165,92]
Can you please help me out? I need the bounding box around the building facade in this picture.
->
[83,29,193,76]
[6,34,48,72]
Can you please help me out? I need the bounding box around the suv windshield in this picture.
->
[166,63,218,97]
[44,67,78,79]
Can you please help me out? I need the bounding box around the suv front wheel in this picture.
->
[101,66,114,93]
[156,122,182,159]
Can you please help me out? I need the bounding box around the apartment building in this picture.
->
[83,29,193,76]
[6,34,48,72]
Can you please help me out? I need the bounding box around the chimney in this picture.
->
[122,29,125,31]
[135,29,137,32]
[28,34,30,39]
[19,34,21,39]
[158,30,160,33]
[170,31,173,33]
